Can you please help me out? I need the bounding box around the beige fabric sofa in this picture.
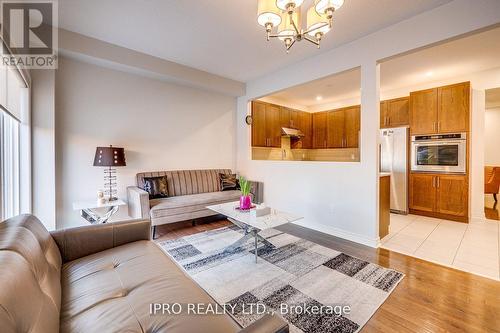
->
[127,169,262,236]
[0,214,288,333]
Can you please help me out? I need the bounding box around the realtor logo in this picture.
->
[0,0,58,68]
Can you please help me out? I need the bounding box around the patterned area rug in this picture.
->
[158,226,404,333]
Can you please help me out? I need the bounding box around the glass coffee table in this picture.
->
[206,202,302,262]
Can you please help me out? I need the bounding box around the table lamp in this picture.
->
[93,145,126,201]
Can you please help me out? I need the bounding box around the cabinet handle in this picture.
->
[437,121,441,132]
[433,176,436,188]
[388,117,391,126]
[437,177,440,188]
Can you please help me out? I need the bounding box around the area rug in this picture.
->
[158,226,404,333]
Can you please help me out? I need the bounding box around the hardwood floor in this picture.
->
[485,194,500,220]
[155,219,500,333]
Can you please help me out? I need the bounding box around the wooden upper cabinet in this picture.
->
[290,110,300,129]
[410,82,470,135]
[436,175,468,217]
[381,98,409,128]
[327,110,345,148]
[312,112,328,148]
[266,104,281,147]
[380,101,389,128]
[438,82,470,133]
[280,107,290,129]
[251,101,281,148]
[251,101,267,147]
[297,111,312,149]
[410,88,438,135]
[409,173,436,212]
[344,106,360,148]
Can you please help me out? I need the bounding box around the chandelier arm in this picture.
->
[289,14,300,35]
[304,35,320,46]
[303,22,329,35]
[286,39,296,51]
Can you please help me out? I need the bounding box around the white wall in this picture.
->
[485,107,500,166]
[55,56,236,228]
[237,0,500,247]
[31,69,56,230]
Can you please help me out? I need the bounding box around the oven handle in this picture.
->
[412,141,463,146]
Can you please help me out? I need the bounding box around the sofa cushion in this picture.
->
[137,169,233,197]
[143,175,169,199]
[219,173,240,191]
[60,241,240,333]
[0,215,62,333]
[150,190,241,219]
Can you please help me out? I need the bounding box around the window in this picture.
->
[0,61,29,220]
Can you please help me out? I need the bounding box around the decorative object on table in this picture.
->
[73,199,127,224]
[93,145,126,201]
[97,190,106,205]
[238,176,252,210]
[256,0,344,53]
[250,206,271,218]
[143,176,169,199]
[219,173,239,191]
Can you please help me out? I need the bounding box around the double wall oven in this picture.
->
[411,133,467,174]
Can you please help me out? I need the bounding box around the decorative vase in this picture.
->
[239,195,252,210]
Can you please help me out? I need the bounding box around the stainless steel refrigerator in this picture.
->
[380,127,409,214]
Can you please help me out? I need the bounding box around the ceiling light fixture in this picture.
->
[316,95,323,101]
[257,0,344,53]
[425,71,434,77]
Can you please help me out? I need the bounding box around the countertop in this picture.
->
[379,172,391,177]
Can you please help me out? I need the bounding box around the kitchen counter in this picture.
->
[380,172,391,177]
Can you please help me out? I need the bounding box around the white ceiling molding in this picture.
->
[58,29,245,97]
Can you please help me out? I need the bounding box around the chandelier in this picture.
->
[257,0,344,52]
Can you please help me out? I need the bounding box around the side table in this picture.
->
[73,199,127,224]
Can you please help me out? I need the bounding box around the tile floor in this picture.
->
[381,214,500,281]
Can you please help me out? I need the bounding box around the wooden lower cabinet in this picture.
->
[409,173,468,222]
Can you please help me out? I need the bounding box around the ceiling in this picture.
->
[58,0,452,82]
[263,26,500,107]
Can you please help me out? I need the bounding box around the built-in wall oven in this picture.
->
[411,133,467,174]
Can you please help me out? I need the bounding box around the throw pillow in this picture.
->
[143,176,169,199]
[219,173,240,191]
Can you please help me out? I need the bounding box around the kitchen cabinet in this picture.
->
[327,106,360,148]
[438,82,469,133]
[251,101,281,147]
[410,88,438,135]
[381,97,409,128]
[410,173,468,221]
[410,82,470,135]
[312,112,328,148]
[379,174,391,239]
[296,111,312,149]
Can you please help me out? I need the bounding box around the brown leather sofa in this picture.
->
[0,214,288,333]
[485,166,500,202]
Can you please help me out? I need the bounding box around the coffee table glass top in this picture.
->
[206,201,302,230]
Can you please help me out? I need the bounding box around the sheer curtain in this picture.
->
[0,62,29,220]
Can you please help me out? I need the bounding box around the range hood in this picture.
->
[281,127,305,138]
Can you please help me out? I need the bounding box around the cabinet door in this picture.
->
[312,112,328,148]
[438,82,470,133]
[344,106,360,148]
[387,97,409,127]
[297,111,312,149]
[290,110,300,129]
[410,88,438,135]
[436,175,468,217]
[409,174,436,212]
[280,107,290,129]
[251,101,267,147]
[380,101,389,128]
[266,104,282,147]
[327,110,345,148]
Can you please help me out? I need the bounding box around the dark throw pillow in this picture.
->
[219,173,240,191]
[143,176,169,199]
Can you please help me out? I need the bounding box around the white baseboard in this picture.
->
[292,219,379,248]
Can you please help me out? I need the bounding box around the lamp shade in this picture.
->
[315,0,344,15]
[306,6,330,36]
[276,0,304,11]
[93,146,126,167]
[278,10,301,40]
[257,0,281,27]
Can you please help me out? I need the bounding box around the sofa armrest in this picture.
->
[249,181,264,204]
[239,313,288,333]
[50,219,151,262]
[127,186,150,219]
